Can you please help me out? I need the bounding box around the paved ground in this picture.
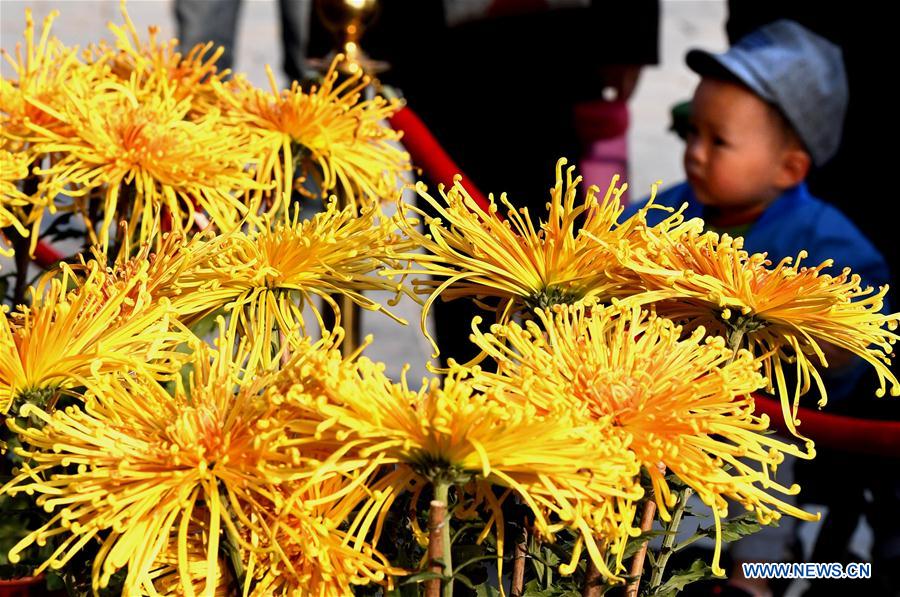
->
[0,1,871,588]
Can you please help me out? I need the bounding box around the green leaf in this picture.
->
[719,512,769,542]
[648,559,718,597]
[475,584,502,597]
[521,579,557,596]
[676,511,768,552]
[453,554,501,576]
[453,571,478,590]
[622,529,668,559]
[399,570,445,586]
[542,539,579,566]
[46,571,65,591]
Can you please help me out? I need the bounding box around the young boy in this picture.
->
[624,20,891,597]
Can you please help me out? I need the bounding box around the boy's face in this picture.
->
[684,78,793,211]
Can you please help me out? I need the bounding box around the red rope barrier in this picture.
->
[753,393,900,457]
[34,239,63,268]
[389,105,492,213]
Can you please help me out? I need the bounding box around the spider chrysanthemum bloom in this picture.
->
[620,229,900,437]
[1,9,95,252]
[171,201,415,361]
[396,158,703,358]
[1,148,32,255]
[0,9,83,141]
[93,2,228,110]
[27,75,263,250]
[0,259,191,414]
[214,58,409,211]
[0,322,332,594]
[470,301,818,575]
[249,475,399,596]
[140,533,233,596]
[276,355,642,581]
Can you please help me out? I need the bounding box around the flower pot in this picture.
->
[0,572,45,597]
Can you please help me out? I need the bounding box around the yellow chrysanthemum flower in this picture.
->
[0,9,82,141]
[95,1,228,109]
[214,58,409,211]
[249,476,399,596]
[0,258,191,414]
[140,532,233,596]
[470,301,818,575]
[619,229,900,437]
[395,158,703,359]
[170,201,415,362]
[0,9,92,252]
[1,149,32,256]
[27,75,264,250]
[275,352,642,582]
[0,321,344,595]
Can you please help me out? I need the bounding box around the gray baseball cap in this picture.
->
[686,19,847,167]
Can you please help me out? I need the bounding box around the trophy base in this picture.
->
[306,50,390,77]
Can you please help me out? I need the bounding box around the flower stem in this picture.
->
[582,559,603,597]
[648,487,693,589]
[624,494,659,597]
[425,498,445,597]
[436,481,453,597]
[426,480,453,597]
[727,326,746,362]
[219,483,247,594]
[511,522,528,596]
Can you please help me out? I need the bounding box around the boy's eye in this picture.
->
[712,136,727,147]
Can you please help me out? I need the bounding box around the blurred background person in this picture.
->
[307,0,660,367]
[724,6,900,597]
[174,0,311,83]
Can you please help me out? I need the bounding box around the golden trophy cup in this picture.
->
[308,0,391,355]
[308,0,389,76]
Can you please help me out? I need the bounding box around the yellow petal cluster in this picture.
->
[26,75,263,251]
[1,322,325,594]
[619,229,900,437]
[0,258,190,414]
[0,9,82,142]
[250,476,399,596]
[94,1,228,108]
[470,301,818,575]
[2,3,411,263]
[273,348,642,582]
[170,201,415,361]
[395,158,702,359]
[215,59,409,211]
[1,149,32,255]
[0,9,94,253]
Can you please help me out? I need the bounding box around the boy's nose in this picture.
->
[684,138,705,168]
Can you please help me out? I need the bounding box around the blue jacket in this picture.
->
[622,181,891,403]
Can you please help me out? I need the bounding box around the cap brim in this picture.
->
[686,49,745,84]
[685,48,775,104]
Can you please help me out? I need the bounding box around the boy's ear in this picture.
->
[776,147,811,188]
